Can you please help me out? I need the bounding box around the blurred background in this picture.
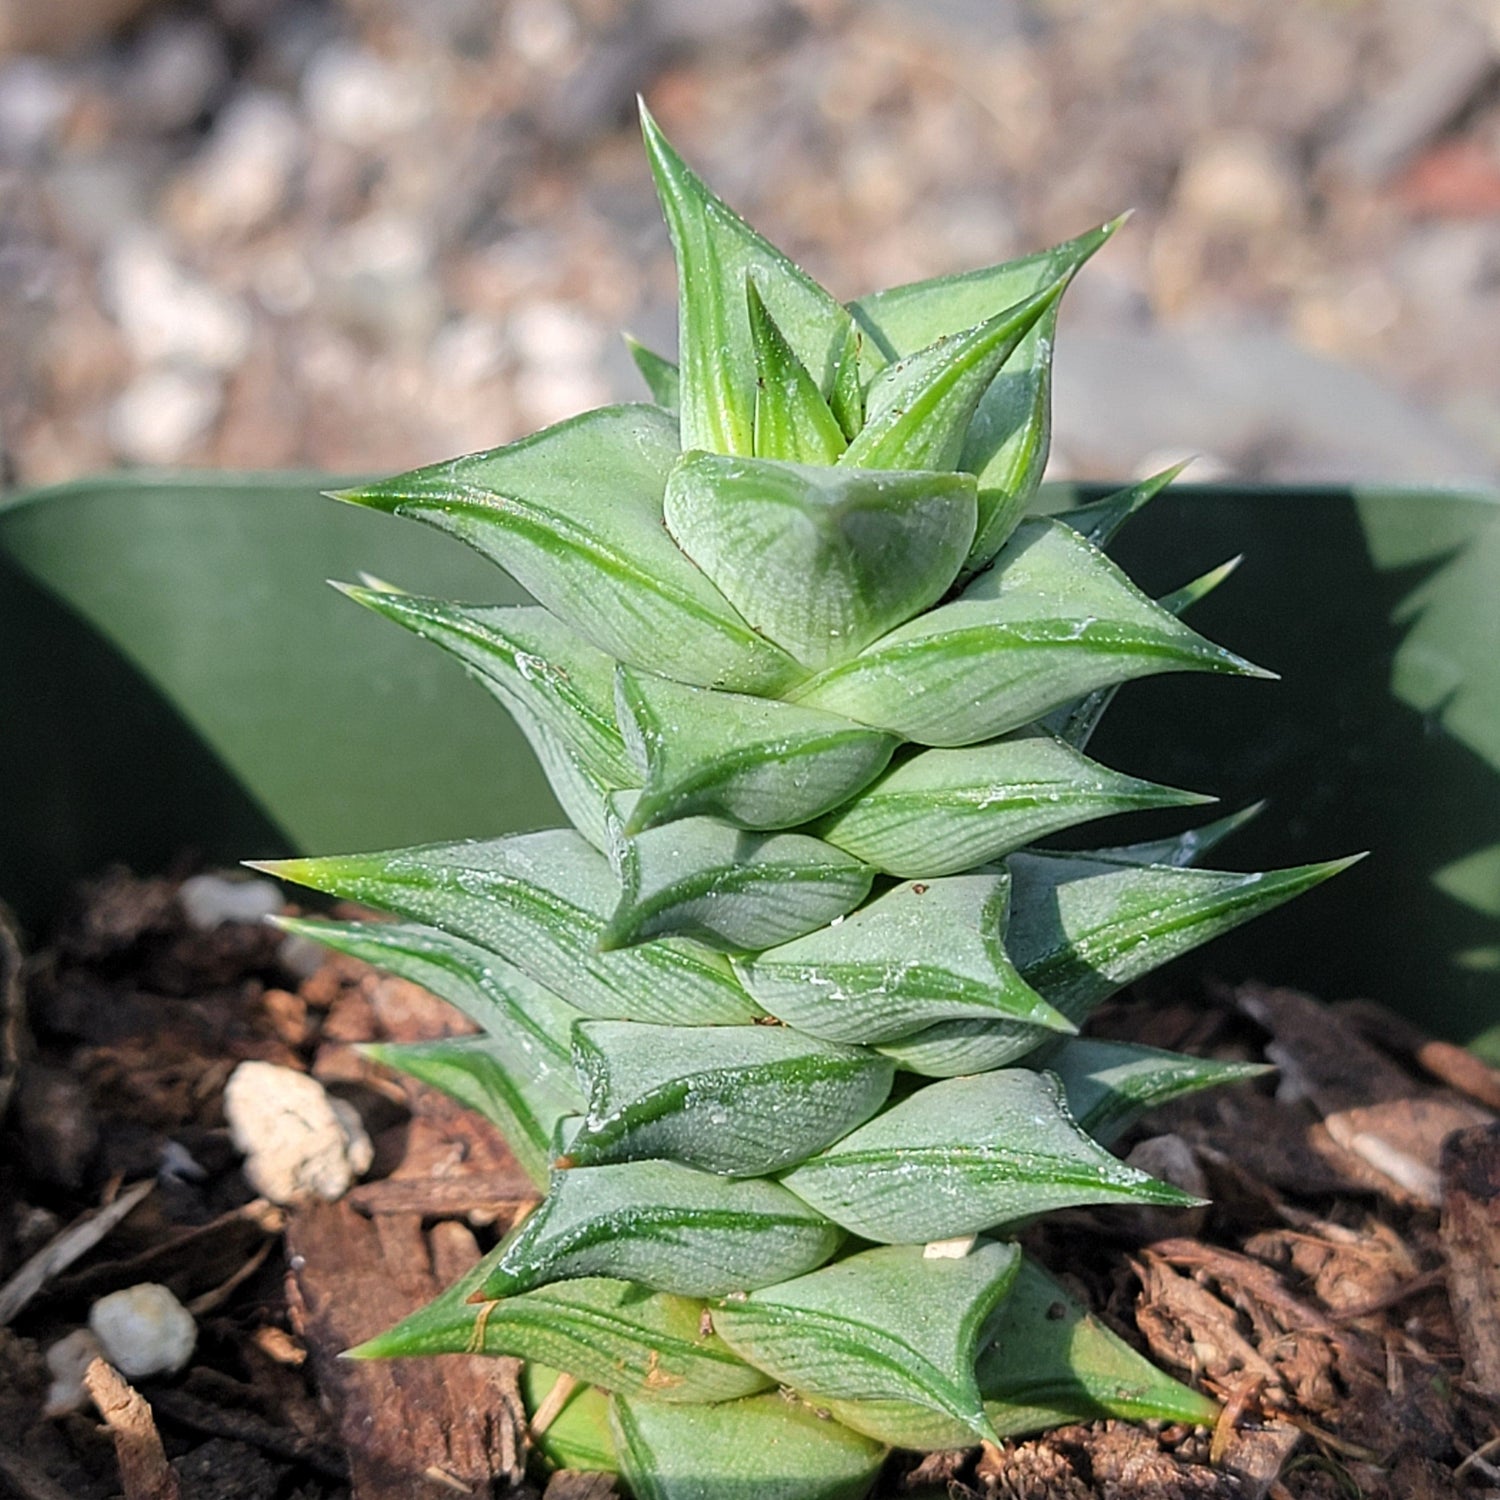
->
[2,0,1500,490]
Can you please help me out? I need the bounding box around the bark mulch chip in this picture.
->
[2,869,1498,1500]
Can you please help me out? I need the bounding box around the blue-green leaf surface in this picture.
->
[477,1159,842,1299]
[606,817,874,952]
[713,1240,1019,1450]
[838,282,1064,474]
[615,667,896,834]
[566,1021,894,1177]
[258,831,761,1025]
[814,731,1211,878]
[364,1035,577,1188]
[336,593,636,847]
[354,1269,770,1405]
[624,334,681,411]
[611,1391,886,1500]
[333,404,802,695]
[747,279,848,465]
[664,452,977,673]
[779,1070,1199,1244]
[791,518,1269,746]
[978,1256,1218,1434]
[734,872,1072,1044]
[642,104,856,459]
[1037,1036,1270,1147]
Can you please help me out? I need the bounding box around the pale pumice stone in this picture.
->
[88,1283,196,1379]
[43,1327,104,1414]
[223,1060,374,1205]
[177,872,284,930]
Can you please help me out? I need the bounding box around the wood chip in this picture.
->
[0,1439,77,1500]
[286,1201,526,1500]
[83,1359,180,1500]
[1439,1122,1500,1399]
[1324,1097,1493,1208]
[0,1178,154,1326]
[542,1474,619,1500]
[1336,1000,1500,1113]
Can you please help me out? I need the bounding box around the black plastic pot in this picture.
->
[4,473,1496,1043]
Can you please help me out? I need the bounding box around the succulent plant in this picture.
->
[261,107,1354,1497]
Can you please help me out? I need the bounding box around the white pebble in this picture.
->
[108,367,223,465]
[88,1284,196,1380]
[43,1328,104,1416]
[104,234,252,372]
[177,872,283,930]
[224,1061,373,1205]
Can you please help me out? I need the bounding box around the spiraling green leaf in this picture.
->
[664,452,977,673]
[365,1035,577,1188]
[791,517,1270,746]
[1036,1036,1271,1146]
[1059,463,1187,549]
[1008,847,1364,1024]
[566,1021,893,1177]
[257,831,761,1026]
[606,817,874,952]
[713,1240,1019,1450]
[641,102,857,458]
[873,1015,1055,1078]
[335,593,636,847]
[850,218,1123,568]
[748,278,849,464]
[616,668,897,834]
[477,1159,843,1299]
[815,731,1211,877]
[980,1256,1218,1434]
[354,1269,771,1405]
[332,404,801,695]
[272,916,577,1081]
[1091,801,1267,868]
[611,1391,886,1500]
[839,282,1065,474]
[734,872,1073,1044]
[624,334,681,412]
[779,1070,1200,1244]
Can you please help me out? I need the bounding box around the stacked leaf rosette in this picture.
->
[261,108,1354,1498]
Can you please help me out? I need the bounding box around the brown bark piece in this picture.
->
[1439,1122,1500,1399]
[1336,999,1500,1113]
[541,1475,619,1500]
[285,1201,525,1500]
[84,1359,181,1500]
[1323,1096,1493,1207]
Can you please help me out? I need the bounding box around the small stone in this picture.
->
[1174,132,1299,232]
[108,367,223,465]
[88,1283,197,1379]
[44,1329,105,1416]
[103,235,252,372]
[301,42,429,148]
[276,929,327,981]
[124,13,229,133]
[224,1060,373,1204]
[170,90,303,240]
[0,57,72,158]
[177,872,283,930]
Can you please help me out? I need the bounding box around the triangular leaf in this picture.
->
[606,817,874,952]
[1008,848,1364,1024]
[779,1070,1200,1244]
[1091,801,1267,868]
[333,404,801,695]
[624,333,681,411]
[791,517,1270,745]
[734,871,1074,1044]
[273,916,578,1081]
[611,1391,886,1500]
[257,831,761,1025]
[814,731,1212,878]
[713,1240,1019,1450]
[664,452,977,673]
[838,281,1065,473]
[873,1015,1057,1078]
[850,218,1124,568]
[566,1021,894,1177]
[354,1269,771,1405]
[363,1035,579,1189]
[642,103,857,458]
[336,593,636,847]
[1059,463,1187,550]
[478,1159,842,1298]
[616,667,897,833]
[1036,1036,1271,1147]
[748,278,848,464]
[978,1256,1219,1435]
